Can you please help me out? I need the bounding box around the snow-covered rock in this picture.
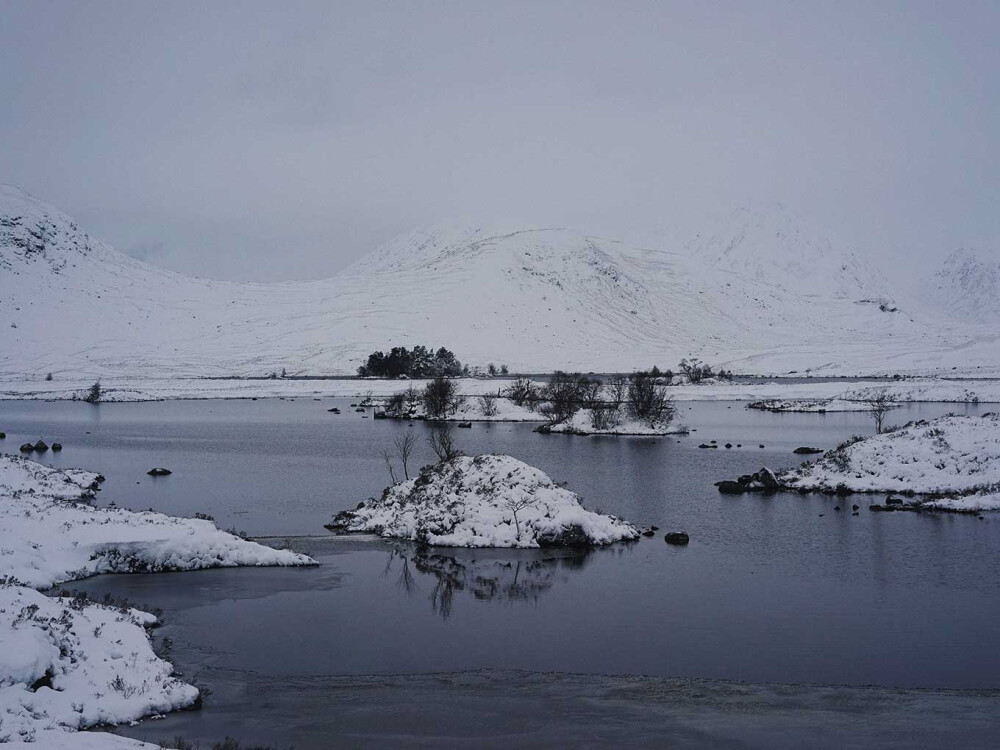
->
[327,454,639,548]
[0,453,314,590]
[0,586,194,743]
[774,414,1000,511]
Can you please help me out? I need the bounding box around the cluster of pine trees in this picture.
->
[357,346,463,378]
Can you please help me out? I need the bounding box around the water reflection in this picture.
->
[383,544,594,618]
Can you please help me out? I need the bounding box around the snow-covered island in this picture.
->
[326,454,640,548]
[719,413,1000,513]
[0,453,315,745]
[535,408,688,436]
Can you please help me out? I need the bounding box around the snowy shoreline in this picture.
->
[2,374,999,404]
[719,414,1000,513]
[0,454,315,745]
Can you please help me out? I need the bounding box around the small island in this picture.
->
[717,413,1000,513]
[326,453,640,548]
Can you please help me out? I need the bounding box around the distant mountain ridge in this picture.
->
[1,185,997,378]
[925,248,1000,323]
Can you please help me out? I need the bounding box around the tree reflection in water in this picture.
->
[381,544,597,618]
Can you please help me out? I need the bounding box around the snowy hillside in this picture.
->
[923,248,1000,323]
[1,185,998,379]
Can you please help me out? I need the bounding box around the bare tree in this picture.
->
[502,496,537,540]
[423,376,460,419]
[479,393,499,417]
[393,429,418,479]
[379,446,398,484]
[863,388,895,434]
[606,375,628,409]
[627,371,675,426]
[428,423,462,462]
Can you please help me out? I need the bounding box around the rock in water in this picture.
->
[793,446,823,455]
[147,467,172,476]
[33,440,49,452]
[664,532,690,545]
[19,443,34,452]
[51,442,63,451]
[717,480,746,495]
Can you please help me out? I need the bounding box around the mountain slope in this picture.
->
[1,186,997,378]
[923,248,1000,324]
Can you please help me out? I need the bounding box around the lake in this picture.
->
[2,398,998,748]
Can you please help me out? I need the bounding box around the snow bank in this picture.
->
[0,586,195,743]
[2,374,999,404]
[0,454,314,590]
[327,454,639,548]
[775,413,1000,511]
[537,408,687,436]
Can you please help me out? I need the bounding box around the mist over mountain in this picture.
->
[1,185,997,379]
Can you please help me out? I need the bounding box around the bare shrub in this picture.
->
[504,377,537,409]
[590,404,621,431]
[423,376,460,419]
[428,423,462,462]
[479,393,499,417]
[606,375,628,409]
[627,371,674,426]
[384,392,408,417]
[678,358,713,384]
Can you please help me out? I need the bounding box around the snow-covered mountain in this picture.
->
[923,248,1000,324]
[1,185,997,379]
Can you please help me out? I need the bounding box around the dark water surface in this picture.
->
[2,398,998,747]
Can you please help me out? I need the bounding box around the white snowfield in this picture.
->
[2,185,999,383]
[3,374,1000,404]
[778,413,1000,511]
[330,454,640,548]
[0,454,315,744]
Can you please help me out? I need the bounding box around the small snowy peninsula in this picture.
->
[727,414,1000,512]
[327,454,640,548]
[0,454,314,745]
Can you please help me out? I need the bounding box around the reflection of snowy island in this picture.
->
[0,454,314,745]
[327,454,639,547]
[384,545,591,617]
[726,414,1000,513]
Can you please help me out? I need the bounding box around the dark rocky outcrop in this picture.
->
[33,440,49,452]
[51,442,62,451]
[793,446,823,455]
[147,467,172,476]
[20,442,34,452]
[716,480,746,495]
[664,532,690,545]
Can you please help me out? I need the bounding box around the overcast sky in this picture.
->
[1,1,997,281]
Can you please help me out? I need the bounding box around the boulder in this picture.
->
[793,446,823,455]
[664,532,690,546]
[33,440,49,452]
[51,442,63,451]
[698,443,717,449]
[19,443,34,452]
[147,467,172,476]
[717,480,746,495]
[0,431,5,439]
[641,529,656,537]
[457,422,472,428]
